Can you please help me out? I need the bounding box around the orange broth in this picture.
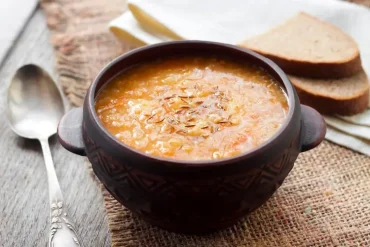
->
[95,56,288,160]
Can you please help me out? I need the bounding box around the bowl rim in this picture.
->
[87,40,297,167]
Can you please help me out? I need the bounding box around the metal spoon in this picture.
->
[7,64,83,247]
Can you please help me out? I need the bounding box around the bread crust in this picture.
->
[291,78,369,116]
[251,49,362,79]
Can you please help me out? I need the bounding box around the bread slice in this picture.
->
[240,12,362,79]
[289,71,369,116]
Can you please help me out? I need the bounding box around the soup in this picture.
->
[95,56,288,160]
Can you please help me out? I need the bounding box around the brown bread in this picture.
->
[289,71,369,116]
[240,12,362,78]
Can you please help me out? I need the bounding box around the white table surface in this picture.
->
[0,0,37,65]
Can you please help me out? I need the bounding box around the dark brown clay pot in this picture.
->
[57,41,326,233]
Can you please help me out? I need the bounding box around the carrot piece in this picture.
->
[231,134,248,147]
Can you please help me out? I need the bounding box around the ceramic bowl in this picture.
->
[57,41,326,233]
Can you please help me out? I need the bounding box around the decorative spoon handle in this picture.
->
[40,139,84,247]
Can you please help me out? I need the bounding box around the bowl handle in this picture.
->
[57,107,86,156]
[300,105,326,152]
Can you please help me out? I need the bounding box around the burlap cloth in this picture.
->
[41,0,370,246]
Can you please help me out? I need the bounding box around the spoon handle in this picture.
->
[40,139,84,247]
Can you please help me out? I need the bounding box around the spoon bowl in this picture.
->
[7,64,65,139]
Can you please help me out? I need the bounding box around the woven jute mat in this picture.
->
[42,0,370,246]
